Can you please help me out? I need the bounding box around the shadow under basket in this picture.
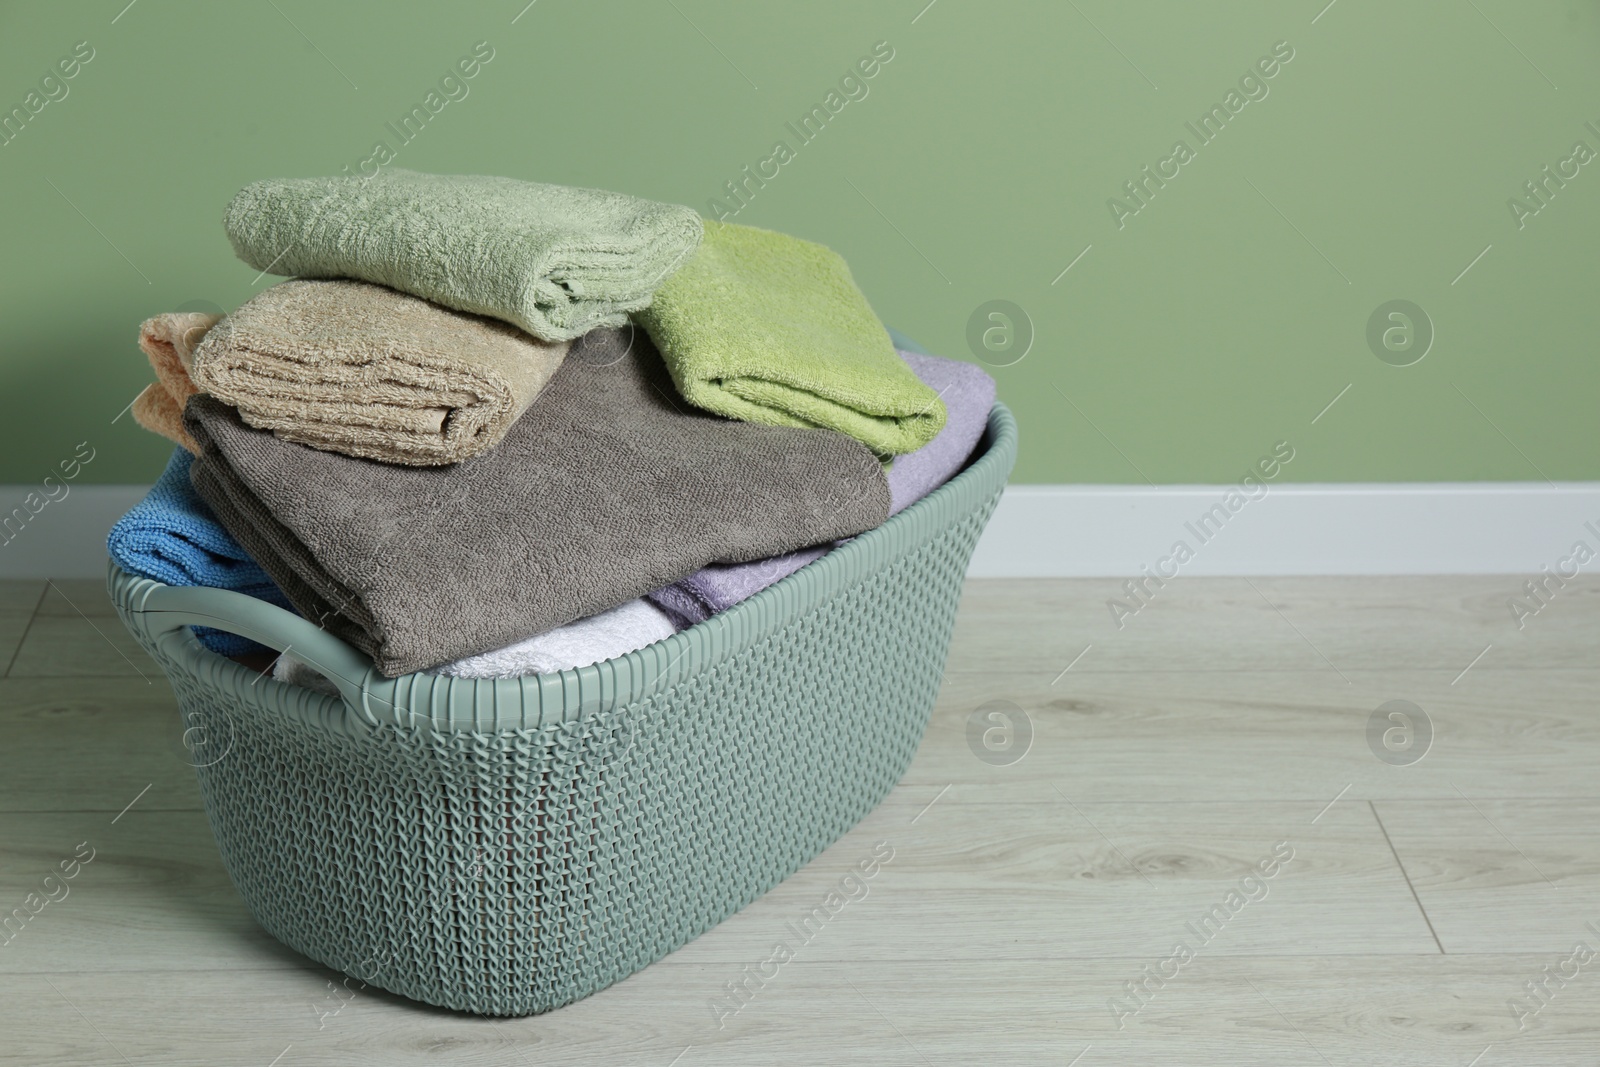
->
[110,402,1017,1016]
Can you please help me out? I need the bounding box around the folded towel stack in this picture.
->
[185,327,889,676]
[113,170,994,682]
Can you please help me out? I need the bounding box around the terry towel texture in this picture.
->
[648,351,995,627]
[275,598,677,690]
[636,219,946,455]
[184,327,891,676]
[223,170,703,341]
[190,280,570,465]
[131,313,219,453]
[107,449,293,657]
[882,353,998,514]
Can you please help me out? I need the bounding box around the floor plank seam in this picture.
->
[1369,800,1447,955]
[2,584,49,678]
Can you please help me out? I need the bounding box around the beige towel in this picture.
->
[131,313,218,453]
[189,280,570,466]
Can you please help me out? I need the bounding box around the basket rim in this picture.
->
[112,402,1016,735]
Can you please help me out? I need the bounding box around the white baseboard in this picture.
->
[4,482,1598,580]
[0,485,149,580]
[966,483,1600,577]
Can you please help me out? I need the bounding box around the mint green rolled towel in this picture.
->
[636,220,947,455]
[223,170,703,342]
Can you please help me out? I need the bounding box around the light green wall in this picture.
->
[1,0,1596,484]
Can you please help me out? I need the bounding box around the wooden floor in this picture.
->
[4,575,1599,1065]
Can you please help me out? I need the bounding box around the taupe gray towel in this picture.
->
[183,328,890,676]
[189,280,569,466]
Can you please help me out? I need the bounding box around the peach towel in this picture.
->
[131,313,220,453]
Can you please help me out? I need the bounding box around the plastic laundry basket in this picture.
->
[110,394,1017,1017]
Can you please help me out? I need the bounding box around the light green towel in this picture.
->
[223,170,703,342]
[636,220,947,455]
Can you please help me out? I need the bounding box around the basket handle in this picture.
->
[125,579,383,727]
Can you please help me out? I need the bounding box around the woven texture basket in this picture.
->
[111,397,1016,1017]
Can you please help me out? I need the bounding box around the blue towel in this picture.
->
[107,449,293,657]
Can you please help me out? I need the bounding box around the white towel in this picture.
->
[274,598,678,691]
[434,599,678,678]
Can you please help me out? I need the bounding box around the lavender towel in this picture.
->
[647,351,995,627]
